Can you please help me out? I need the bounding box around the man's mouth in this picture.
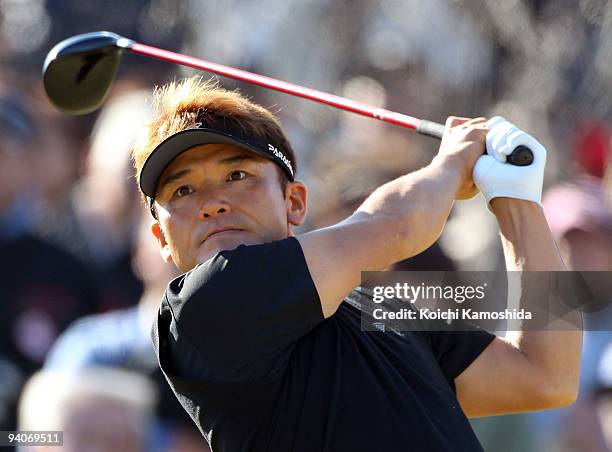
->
[203,228,243,242]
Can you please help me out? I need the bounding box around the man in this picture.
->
[44,89,150,312]
[44,212,209,452]
[19,367,156,452]
[0,89,98,434]
[132,77,581,451]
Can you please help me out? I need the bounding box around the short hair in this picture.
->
[132,77,297,201]
[18,368,157,431]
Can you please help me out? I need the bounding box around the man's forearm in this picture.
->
[355,158,461,261]
[492,198,583,403]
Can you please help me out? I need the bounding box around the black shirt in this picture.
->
[153,237,495,451]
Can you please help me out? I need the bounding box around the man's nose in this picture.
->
[198,194,231,219]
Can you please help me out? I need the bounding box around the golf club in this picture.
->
[42,31,533,166]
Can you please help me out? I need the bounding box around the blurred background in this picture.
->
[0,0,611,451]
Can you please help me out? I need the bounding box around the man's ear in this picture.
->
[286,181,307,228]
[151,221,174,264]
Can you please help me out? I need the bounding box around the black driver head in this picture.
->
[42,31,132,115]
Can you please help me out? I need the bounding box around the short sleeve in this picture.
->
[425,329,496,392]
[158,237,324,381]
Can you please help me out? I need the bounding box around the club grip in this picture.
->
[416,119,534,166]
[416,120,446,139]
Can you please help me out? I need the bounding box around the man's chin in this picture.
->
[197,235,258,262]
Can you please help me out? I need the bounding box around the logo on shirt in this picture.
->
[372,322,386,332]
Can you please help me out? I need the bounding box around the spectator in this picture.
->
[45,213,208,452]
[41,89,152,312]
[18,368,156,452]
[0,89,98,433]
[543,176,612,273]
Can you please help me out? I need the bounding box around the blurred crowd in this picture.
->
[0,0,611,451]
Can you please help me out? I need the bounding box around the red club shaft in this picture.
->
[130,42,423,130]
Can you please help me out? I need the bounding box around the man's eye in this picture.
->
[174,185,194,198]
[227,171,247,181]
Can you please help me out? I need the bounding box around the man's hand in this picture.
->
[433,117,488,200]
[474,116,547,207]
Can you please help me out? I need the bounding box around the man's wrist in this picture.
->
[490,197,543,217]
[430,154,464,198]
[491,197,565,272]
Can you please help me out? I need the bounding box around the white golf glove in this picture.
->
[473,116,547,208]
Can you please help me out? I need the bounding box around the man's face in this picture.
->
[151,143,306,272]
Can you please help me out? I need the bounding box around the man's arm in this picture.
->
[297,117,486,317]
[455,199,582,416]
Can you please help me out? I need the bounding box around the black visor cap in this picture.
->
[139,124,295,199]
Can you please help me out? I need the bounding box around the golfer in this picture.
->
[132,77,581,451]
